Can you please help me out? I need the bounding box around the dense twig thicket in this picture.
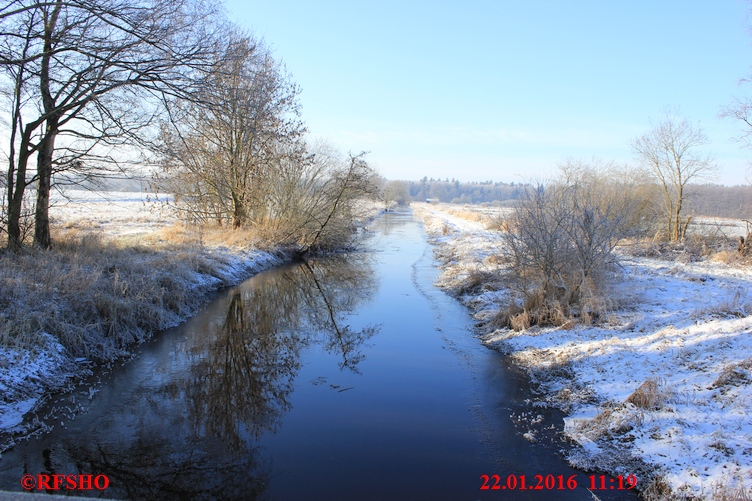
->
[498,162,658,329]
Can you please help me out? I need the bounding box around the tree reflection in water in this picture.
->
[58,431,270,500]
[186,253,380,448]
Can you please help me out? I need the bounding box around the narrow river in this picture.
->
[0,211,635,500]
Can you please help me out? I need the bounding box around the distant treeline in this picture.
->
[684,184,752,219]
[398,178,751,219]
[406,178,523,205]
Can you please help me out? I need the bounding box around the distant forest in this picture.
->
[400,178,752,219]
[684,184,752,219]
[406,178,523,205]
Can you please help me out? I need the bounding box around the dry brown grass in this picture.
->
[711,249,741,265]
[711,359,752,390]
[0,228,269,360]
[493,277,618,331]
[623,232,751,267]
[698,288,752,319]
[445,206,486,223]
[568,378,672,446]
[639,474,752,501]
[706,480,752,501]
[128,220,293,253]
[640,476,674,501]
[455,268,502,296]
[626,377,670,410]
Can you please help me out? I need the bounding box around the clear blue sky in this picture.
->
[224,0,752,185]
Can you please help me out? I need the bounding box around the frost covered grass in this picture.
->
[0,191,286,446]
[415,202,752,500]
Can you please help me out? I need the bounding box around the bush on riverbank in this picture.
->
[497,162,656,329]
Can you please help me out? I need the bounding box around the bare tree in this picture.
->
[296,151,379,255]
[720,95,752,188]
[158,29,305,229]
[379,179,410,209]
[632,108,717,241]
[721,94,752,153]
[0,0,221,250]
[156,32,379,254]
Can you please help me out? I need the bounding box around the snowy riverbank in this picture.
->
[0,191,291,449]
[414,203,752,500]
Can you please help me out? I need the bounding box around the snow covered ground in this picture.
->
[414,202,752,500]
[48,189,175,237]
[691,217,750,239]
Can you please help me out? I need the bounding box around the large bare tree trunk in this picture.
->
[7,129,33,251]
[232,194,246,229]
[34,122,57,248]
[32,1,61,249]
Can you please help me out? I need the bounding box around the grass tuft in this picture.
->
[625,377,670,410]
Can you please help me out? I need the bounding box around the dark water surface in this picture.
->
[0,211,635,500]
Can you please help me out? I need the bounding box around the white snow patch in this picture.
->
[0,333,71,434]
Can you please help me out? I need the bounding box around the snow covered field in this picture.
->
[414,203,752,500]
[48,189,175,237]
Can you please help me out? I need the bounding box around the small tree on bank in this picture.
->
[632,108,717,242]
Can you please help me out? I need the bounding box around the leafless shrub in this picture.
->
[497,161,648,328]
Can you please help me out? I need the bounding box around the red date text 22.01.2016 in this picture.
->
[479,474,638,491]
